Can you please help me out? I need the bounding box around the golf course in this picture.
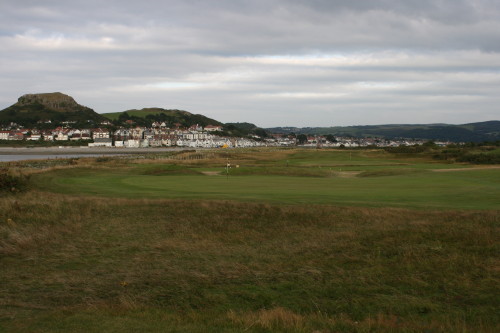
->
[1,147,499,332]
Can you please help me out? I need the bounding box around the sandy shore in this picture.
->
[0,146,193,155]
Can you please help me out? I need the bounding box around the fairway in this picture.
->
[37,166,500,209]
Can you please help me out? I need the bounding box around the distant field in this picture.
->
[1,148,499,332]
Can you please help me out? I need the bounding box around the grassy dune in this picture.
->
[1,148,499,332]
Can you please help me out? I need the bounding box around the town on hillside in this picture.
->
[0,121,450,148]
[1,93,494,147]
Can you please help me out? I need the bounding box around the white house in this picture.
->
[92,128,110,139]
[204,125,223,132]
[55,131,69,141]
[27,133,42,141]
[0,131,10,140]
[126,139,140,148]
[88,138,113,147]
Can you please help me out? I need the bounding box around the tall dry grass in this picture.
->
[227,307,487,332]
[0,191,498,331]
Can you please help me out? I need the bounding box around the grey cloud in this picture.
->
[0,0,499,126]
[3,0,499,53]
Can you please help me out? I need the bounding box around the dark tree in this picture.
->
[297,134,308,144]
[325,134,337,143]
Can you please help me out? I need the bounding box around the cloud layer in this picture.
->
[1,0,499,126]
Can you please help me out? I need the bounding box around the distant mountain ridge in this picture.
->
[267,121,500,142]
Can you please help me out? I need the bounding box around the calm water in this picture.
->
[0,154,112,162]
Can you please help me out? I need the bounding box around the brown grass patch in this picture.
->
[228,307,304,330]
[0,191,498,331]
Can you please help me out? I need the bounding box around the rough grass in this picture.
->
[0,192,498,332]
[0,168,31,194]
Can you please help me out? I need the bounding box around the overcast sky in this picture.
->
[1,0,499,127]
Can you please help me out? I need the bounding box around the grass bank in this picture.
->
[1,192,498,332]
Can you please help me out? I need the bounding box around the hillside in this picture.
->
[0,92,107,127]
[103,108,190,121]
[268,121,500,142]
[102,110,269,137]
[224,122,269,138]
[102,108,223,128]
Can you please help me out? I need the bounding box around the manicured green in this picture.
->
[34,165,500,209]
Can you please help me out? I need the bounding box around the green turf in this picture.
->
[34,166,500,209]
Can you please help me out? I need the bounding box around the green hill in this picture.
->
[102,108,189,121]
[0,92,107,128]
[225,122,269,138]
[102,108,222,128]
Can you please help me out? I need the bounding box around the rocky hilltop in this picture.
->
[0,92,106,127]
[17,92,80,112]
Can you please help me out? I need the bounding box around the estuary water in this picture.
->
[0,154,111,162]
[0,146,190,162]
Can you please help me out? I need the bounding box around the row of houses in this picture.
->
[113,137,261,149]
[0,128,110,141]
[267,134,451,147]
[3,125,450,148]
[1,124,263,148]
[110,125,259,148]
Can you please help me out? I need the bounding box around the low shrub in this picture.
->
[458,152,500,164]
[384,146,427,154]
[0,168,30,193]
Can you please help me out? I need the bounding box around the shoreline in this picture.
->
[0,146,195,155]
